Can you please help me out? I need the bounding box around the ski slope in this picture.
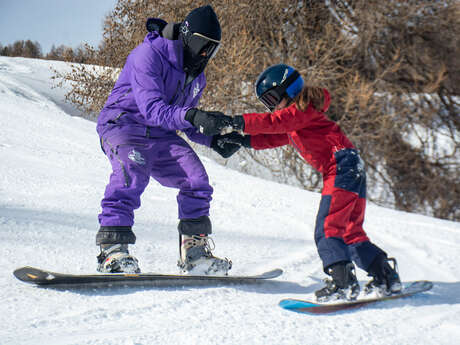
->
[1,56,459,345]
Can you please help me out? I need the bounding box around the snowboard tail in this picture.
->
[279,280,433,315]
[13,266,282,288]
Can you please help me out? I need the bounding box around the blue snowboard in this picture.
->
[279,280,433,315]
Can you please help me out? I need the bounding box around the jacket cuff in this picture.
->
[179,107,195,129]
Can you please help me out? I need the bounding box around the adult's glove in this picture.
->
[211,133,245,158]
[185,108,233,136]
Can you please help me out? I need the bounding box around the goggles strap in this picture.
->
[277,70,300,96]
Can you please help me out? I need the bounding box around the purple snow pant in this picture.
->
[98,125,213,233]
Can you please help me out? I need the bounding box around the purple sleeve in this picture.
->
[183,128,213,147]
[181,82,212,146]
[129,44,194,130]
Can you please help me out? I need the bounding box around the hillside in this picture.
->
[1,56,459,345]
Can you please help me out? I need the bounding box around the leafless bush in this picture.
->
[55,0,459,221]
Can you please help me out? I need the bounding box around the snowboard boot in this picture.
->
[177,234,232,276]
[364,254,402,296]
[97,244,140,273]
[315,262,361,302]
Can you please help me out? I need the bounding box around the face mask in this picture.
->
[180,22,221,78]
[183,46,209,78]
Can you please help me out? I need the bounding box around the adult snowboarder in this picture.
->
[225,64,402,300]
[95,5,237,275]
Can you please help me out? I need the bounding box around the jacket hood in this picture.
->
[143,20,184,70]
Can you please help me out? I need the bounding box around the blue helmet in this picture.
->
[254,64,304,111]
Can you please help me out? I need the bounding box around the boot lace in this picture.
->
[179,235,232,274]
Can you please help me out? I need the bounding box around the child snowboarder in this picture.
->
[226,64,402,300]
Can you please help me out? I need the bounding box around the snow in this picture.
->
[1,56,460,345]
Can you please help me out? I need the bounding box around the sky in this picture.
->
[0,0,118,54]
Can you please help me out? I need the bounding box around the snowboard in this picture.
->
[13,266,282,288]
[279,280,433,315]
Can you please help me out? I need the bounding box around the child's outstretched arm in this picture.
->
[241,104,320,135]
[249,133,290,150]
[236,89,331,135]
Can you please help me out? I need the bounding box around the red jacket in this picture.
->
[243,89,354,175]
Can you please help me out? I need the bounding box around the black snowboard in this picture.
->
[13,266,283,288]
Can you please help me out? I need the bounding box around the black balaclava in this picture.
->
[179,5,221,80]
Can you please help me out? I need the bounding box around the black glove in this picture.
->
[185,108,233,136]
[215,132,251,148]
[232,115,245,131]
[211,133,244,158]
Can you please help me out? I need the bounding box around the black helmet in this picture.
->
[179,5,221,78]
[255,64,304,111]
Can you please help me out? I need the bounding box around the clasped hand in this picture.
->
[185,108,232,136]
[185,108,250,158]
[185,109,245,136]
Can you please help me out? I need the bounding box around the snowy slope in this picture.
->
[1,56,459,345]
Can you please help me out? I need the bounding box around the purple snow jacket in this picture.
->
[96,23,212,147]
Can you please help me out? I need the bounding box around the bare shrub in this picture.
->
[55,0,459,221]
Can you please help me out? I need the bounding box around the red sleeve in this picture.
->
[243,104,311,135]
[250,134,290,150]
[243,88,330,135]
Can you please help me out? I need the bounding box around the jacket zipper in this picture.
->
[287,134,303,155]
[170,80,181,105]
[170,75,194,107]
[180,77,194,107]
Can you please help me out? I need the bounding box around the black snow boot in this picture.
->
[315,261,360,302]
[364,254,402,296]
